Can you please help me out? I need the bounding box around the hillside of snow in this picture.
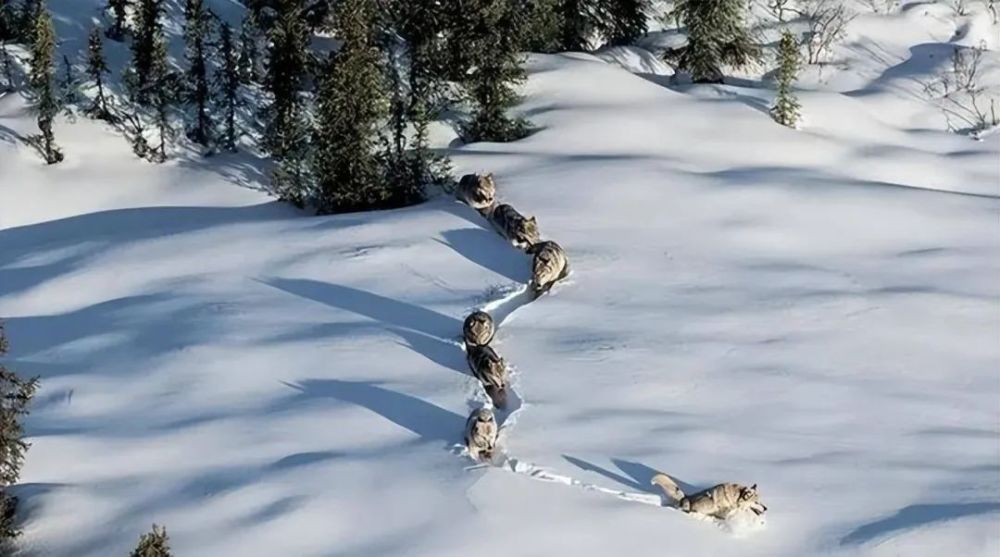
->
[1,1,999,556]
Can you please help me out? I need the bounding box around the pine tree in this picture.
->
[0,321,40,543]
[770,30,800,127]
[597,0,647,47]
[16,0,41,43]
[105,0,130,41]
[84,26,114,121]
[58,54,78,110]
[27,5,62,164]
[313,0,387,214]
[0,41,14,93]
[237,8,261,84]
[0,1,16,42]
[517,0,563,53]
[215,21,240,151]
[263,0,311,204]
[127,0,164,105]
[130,524,172,557]
[183,0,213,147]
[671,0,760,83]
[461,0,529,142]
[147,31,175,162]
[558,0,594,51]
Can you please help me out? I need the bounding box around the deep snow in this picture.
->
[1,1,999,556]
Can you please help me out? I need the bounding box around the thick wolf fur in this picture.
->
[651,473,767,520]
[463,311,495,347]
[464,407,498,461]
[457,173,497,215]
[466,344,509,408]
[490,204,540,249]
[527,241,569,298]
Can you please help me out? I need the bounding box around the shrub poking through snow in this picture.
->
[0,321,40,544]
[129,524,172,557]
[771,30,801,128]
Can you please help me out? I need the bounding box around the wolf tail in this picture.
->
[651,473,686,503]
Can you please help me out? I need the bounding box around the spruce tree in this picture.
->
[105,0,130,41]
[0,1,16,42]
[557,0,595,51]
[215,21,240,152]
[58,54,78,110]
[462,0,528,142]
[597,0,647,47]
[237,8,261,84]
[313,0,387,214]
[770,30,800,127]
[84,26,114,121]
[16,0,41,43]
[263,0,311,205]
[127,0,163,105]
[183,0,213,147]
[672,0,760,83]
[0,321,40,543]
[0,41,14,93]
[518,0,563,53]
[27,5,62,164]
[130,524,172,557]
[147,31,175,162]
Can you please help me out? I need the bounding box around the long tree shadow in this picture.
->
[437,228,532,283]
[260,278,461,339]
[840,502,1000,545]
[282,379,463,445]
[563,456,701,504]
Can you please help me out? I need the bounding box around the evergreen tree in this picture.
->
[263,0,311,204]
[215,21,240,151]
[16,0,41,43]
[671,0,760,83]
[58,54,78,110]
[462,0,529,142]
[597,0,647,47]
[127,0,164,105]
[0,40,14,93]
[27,5,62,164]
[237,8,261,84]
[517,0,563,53]
[105,0,130,41]
[1,1,16,42]
[84,26,114,121]
[183,0,213,147]
[557,0,596,51]
[0,321,40,543]
[130,524,172,557]
[313,0,387,214]
[770,30,800,127]
[147,31,175,162]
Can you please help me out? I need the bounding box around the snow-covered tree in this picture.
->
[313,0,387,213]
[129,524,172,557]
[27,5,62,163]
[183,0,213,147]
[215,21,241,152]
[105,0,131,41]
[771,30,800,127]
[671,0,760,83]
[263,0,312,205]
[84,25,115,121]
[0,321,40,543]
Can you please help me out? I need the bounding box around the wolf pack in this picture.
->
[454,173,767,524]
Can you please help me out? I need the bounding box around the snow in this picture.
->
[1,1,999,556]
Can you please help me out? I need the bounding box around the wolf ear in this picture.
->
[751,484,757,490]
[528,216,537,223]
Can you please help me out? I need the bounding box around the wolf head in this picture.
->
[475,407,495,423]
[740,484,767,515]
[485,384,508,408]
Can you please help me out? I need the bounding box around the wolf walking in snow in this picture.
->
[490,204,540,249]
[466,344,509,408]
[651,473,767,520]
[463,310,495,347]
[464,407,499,461]
[457,173,497,216]
[527,240,569,298]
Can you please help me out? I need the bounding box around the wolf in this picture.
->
[526,241,569,298]
[651,473,767,520]
[456,173,497,215]
[465,344,509,408]
[464,407,499,461]
[490,204,540,249]
[463,310,495,347]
